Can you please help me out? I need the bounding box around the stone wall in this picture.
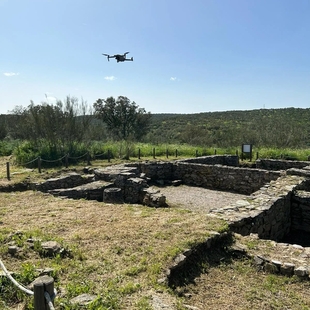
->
[291,190,310,233]
[173,163,282,194]
[33,172,92,192]
[256,159,310,171]
[180,155,239,166]
[134,161,174,181]
[209,174,307,241]
[135,158,281,195]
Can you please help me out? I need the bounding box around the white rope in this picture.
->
[44,291,56,310]
[0,258,34,296]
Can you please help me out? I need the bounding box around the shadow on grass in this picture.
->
[167,233,250,289]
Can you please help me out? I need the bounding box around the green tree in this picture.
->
[93,96,151,141]
[8,96,93,156]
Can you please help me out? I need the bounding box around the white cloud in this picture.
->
[45,95,58,104]
[4,72,19,77]
[105,76,116,81]
[170,77,177,81]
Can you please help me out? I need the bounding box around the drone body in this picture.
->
[102,52,133,62]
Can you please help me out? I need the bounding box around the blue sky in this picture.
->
[1,0,309,114]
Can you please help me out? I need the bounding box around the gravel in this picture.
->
[153,185,248,213]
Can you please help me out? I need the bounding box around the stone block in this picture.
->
[280,263,295,276]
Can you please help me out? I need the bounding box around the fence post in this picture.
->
[138,148,141,159]
[195,150,198,157]
[38,157,41,173]
[33,276,54,310]
[6,162,10,181]
[214,149,217,155]
[175,149,178,158]
[153,148,156,159]
[256,152,259,160]
[87,152,91,165]
[166,149,168,158]
[108,150,111,163]
[65,154,69,168]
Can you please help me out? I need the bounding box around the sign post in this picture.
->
[242,144,253,161]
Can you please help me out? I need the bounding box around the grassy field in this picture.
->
[0,157,310,309]
[0,189,227,309]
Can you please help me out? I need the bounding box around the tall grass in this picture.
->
[5,139,310,167]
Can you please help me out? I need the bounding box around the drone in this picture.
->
[102,52,133,62]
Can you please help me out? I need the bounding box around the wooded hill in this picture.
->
[144,108,310,148]
[1,107,310,149]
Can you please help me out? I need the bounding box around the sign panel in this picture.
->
[242,144,252,153]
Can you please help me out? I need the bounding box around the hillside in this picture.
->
[1,107,310,149]
[146,108,310,148]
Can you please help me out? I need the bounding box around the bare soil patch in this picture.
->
[154,185,248,212]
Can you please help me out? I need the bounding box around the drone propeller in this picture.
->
[102,53,110,61]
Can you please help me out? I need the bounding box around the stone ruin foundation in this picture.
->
[31,155,310,280]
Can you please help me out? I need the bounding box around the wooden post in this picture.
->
[175,149,178,158]
[214,149,217,155]
[138,148,141,159]
[195,150,198,157]
[33,276,54,310]
[87,152,91,165]
[6,162,10,181]
[166,149,168,158]
[38,157,41,173]
[153,148,155,159]
[256,152,259,160]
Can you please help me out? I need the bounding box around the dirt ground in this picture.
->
[154,185,248,212]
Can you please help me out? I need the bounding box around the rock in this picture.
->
[70,293,97,306]
[103,187,123,203]
[143,191,167,208]
[8,245,18,255]
[264,262,279,274]
[37,268,55,276]
[280,263,295,276]
[254,255,265,266]
[171,179,182,186]
[41,241,62,257]
[294,266,308,277]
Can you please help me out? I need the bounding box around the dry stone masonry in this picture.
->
[31,155,310,280]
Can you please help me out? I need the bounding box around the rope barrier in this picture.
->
[17,153,86,166]
[41,155,68,163]
[22,157,39,166]
[59,154,67,161]
[40,158,62,163]
[93,152,105,157]
[68,152,88,160]
[1,258,58,309]
[44,290,56,310]
[0,258,34,296]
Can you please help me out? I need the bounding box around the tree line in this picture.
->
[0,96,151,161]
[0,96,310,161]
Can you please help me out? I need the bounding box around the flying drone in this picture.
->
[102,52,133,62]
